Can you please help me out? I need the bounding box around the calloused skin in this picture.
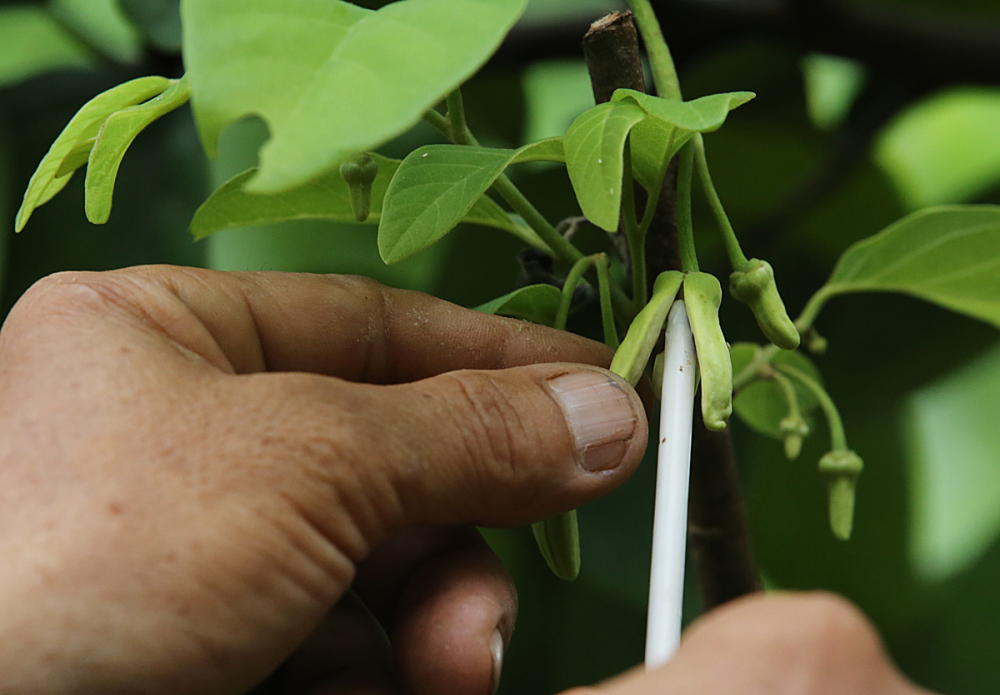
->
[0,266,932,695]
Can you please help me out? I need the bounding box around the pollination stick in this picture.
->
[645,301,697,668]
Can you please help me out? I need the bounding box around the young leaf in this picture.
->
[182,0,530,193]
[377,140,562,263]
[84,75,191,224]
[563,100,647,232]
[805,205,1000,329]
[15,75,170,231]
[475,284,562,326]
[610,90,755,191]
[190,156,530,242]
[730,343,822,439]
[0,6,92,89]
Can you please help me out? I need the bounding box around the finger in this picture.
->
[11,268,616,380]
[297,363,647,543]
[578,593,933,695]
[353,527,516,695]
[268,592,399,695]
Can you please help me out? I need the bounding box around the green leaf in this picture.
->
[377,140,561,263]
[50,0,143,63]
[731,343,822,439]
[0,6,92,89]
[563,100,647,232]
[191,154,529,242]
[906,344,1000,583]
[182,0,529,193]
[84,75,191,224]
[611,90,755,191]
[15,75,171,232]
[809,205,1000,329]
[475,284,563,326]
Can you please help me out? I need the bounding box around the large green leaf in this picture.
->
[808,206,1000,329]
[611,89,755,191]
[475,284,562,326]
[0,6,92,89]
[731,343,822,439]
[84,76,191,224]
[50,0,142,63]
[563,100,646,232]
[377,139,562,263]
[191,154,531,243]
[15,75,171,232]
[182,0,529,194]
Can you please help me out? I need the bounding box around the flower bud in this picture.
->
[683,272,732,431]
[339,153,379,222]
[730,259,800,350]
[818,450,863,541]
[780,414,809,460]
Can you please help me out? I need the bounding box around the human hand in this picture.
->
[0,266,648,694]
[575,593,934,695]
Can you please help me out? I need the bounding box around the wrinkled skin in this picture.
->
[0,267,931,695]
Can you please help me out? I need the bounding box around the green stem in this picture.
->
[624,0,682,100]
[555,256,594,331]
[776,364,848,451]
[795,286,836,332]
[676,140,699,272]
[422,107,451,137]
[732,343,780,392]
[695,134,748,271]
[594,254,620,348]
[770,370,801,419]
[621,138,647,309]
[446,90,468,142]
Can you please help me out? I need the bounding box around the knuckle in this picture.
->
[792,592,878,653]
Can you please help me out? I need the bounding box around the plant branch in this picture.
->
[688,407,762,610]
[582,9,760,614]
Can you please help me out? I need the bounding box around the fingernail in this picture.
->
[490,629,504,695]
[547,370,638,472]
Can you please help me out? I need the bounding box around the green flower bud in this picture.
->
[532,511,580,580]
[339,153,379,222]
[683,272,732,432]
[780,414,810,460]
[730,259,800,350]
[818,450,863,541]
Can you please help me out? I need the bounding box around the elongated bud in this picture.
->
[339,153,379,222]
[532,511,580,580]
[818,450,863,541]
[730,259,800,350]
[683,272,732,431]
[780,414,809,459]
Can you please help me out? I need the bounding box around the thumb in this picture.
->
[353,363,648,532]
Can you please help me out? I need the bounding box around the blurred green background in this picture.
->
[4,0,1000,692]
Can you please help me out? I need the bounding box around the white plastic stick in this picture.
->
[645,300,697,669]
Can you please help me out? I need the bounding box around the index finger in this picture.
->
[47,266,615,382]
